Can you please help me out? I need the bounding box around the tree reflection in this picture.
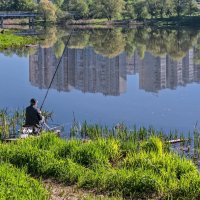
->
[124,28,198,60]
[1,26,200,61]
[68,31,90,49]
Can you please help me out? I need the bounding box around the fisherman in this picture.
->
[25,98,44,133]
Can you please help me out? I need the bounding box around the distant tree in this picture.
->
[103,0,124,20]
[0,0,36,11]
[91,0,124,20]
[52,0,64,8]
[13,0,36,11]
[38,0,57,22]
[156,0,173,18]
[146,0,158,18]
[0,0,10,11]
[134,0,149,20]
[186,0,198,16]
[65,0,89,19]
[123,0,136,19]
[172,0,188,17]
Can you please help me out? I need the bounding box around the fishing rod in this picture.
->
[40,29,73,111]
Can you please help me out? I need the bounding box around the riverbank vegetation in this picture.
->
[0,0,200,23]
[0,29,39,51]
[1,108,200,198]
[1,132,200,199]
[0,162,49,199]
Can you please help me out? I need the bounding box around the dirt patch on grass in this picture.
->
[43,179,105,200]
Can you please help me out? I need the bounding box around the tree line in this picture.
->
[0,0,199,21]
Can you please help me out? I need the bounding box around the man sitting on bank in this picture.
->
[25,98,44,133]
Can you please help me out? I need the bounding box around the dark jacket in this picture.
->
[25,105,43,127]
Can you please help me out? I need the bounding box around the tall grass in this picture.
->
[0,162,49,200]
[0,133,200,199]
[71,122,191,143]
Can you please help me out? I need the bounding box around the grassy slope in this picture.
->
[0,133,200,199]
[0,163,49,199]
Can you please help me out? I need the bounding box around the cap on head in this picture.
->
[30,98,37,105]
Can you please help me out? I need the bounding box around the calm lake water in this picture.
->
[1,27,200,135]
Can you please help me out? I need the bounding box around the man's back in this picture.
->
[25,105,42,127]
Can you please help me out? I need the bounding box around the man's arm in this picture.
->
[36,109,43,121]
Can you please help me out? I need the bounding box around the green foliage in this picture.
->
[52,0,64,7]
[0,0,36,11]
[60,0,200,20]
[68,0,90,19]
[0,31,38,51]
[92,0,124,20]
[0,162,49,199]
[38,0,57,22]
[0,0,199,21]
[0,133,200,199]
[90,29,126,57]
[141,136,163,155]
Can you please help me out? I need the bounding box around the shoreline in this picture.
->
[2,15,200,29]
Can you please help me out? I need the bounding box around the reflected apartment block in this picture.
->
[30,46,200,95]
[139,52,162,93]
[29,47,127,96]
[135,48,200,93]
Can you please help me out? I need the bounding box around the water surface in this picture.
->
[1,27,200,135]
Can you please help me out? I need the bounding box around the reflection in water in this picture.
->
[138,49,200,93]
[2,27,200,132]
[29,47,127,96]
[29,46,200,95]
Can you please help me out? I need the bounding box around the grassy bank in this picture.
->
[0,162,49,199]
[0,29,39,50]
[0,132,200,199]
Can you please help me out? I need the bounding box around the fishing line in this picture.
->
[40,30,73,110]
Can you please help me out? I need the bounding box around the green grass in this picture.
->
[0,30,38,50]
[0,133,200,199]
[0,162,49,200]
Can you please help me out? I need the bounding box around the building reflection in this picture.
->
[133,48,200,93]
[29,47,127,96]
[29,46,200,95]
